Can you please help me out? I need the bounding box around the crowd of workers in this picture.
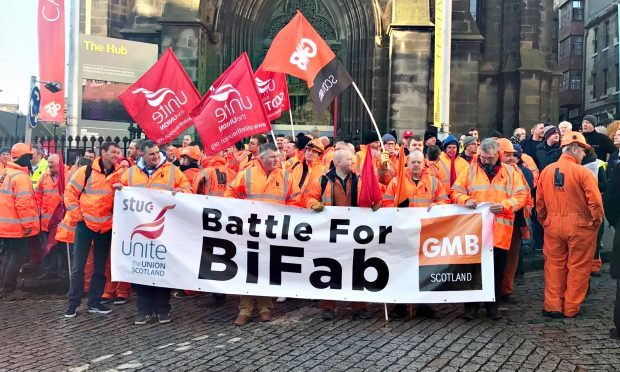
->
[0,117,619,338]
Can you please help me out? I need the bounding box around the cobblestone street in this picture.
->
[1,267,619,372]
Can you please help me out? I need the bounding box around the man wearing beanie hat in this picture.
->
[534,126,561,170]
[582,115,616,161]
[437,134,468,187]
[460,136,478,164]
[423,127,442,153]
[378,133,399,185]
[0,144,40,299]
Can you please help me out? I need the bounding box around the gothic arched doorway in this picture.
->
[215,0,384,142]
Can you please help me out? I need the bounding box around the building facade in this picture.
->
[583,0,619,126]
[556,0,584,126]
[81,0,559,142]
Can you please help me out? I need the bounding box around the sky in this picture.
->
[0,1,68,114]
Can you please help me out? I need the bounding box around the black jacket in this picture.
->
[520,136,543,159]
[607,150,619,183]
[605,161,620,278]
[583,131,616,161]
[534,141,561,170]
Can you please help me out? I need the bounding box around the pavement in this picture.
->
[0,266,619,372]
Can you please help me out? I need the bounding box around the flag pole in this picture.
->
[351,81,384,151]
[270,130,286,172]
[288,110,295,137]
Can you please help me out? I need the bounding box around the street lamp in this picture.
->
[40,81,62,94]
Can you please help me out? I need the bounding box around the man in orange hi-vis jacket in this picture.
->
[115,140,191,325]
[451,138,527,321]
[536,131,603,318]
[64,142,123,318]
[0,143,40,299]
[225,143,300,326]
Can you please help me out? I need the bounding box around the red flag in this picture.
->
[38,0,65,122]
[254,65,291,121]
[262,11,352,114]
[119,49,201,145]
[393,146,408,207]
[191,52,271,155]
[359,148,382,208]
[261,11,335,88]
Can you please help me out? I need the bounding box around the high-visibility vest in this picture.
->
[290,159,326,191]
[451,161,527,250]
[437,152,469,187]
[31,158,49,189]
[183,167,201,188]
[0,163,40,238]
[122,162,190,192]
[193,157,236,196]
[383,171,450,207]
[64,158,123,234]
[304,169,363,208]
[224,164,299,205]
[35,167,68,232]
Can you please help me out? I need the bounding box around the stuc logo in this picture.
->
[255,77,276,94]
[290,38,317,71]
[131,205,176,240]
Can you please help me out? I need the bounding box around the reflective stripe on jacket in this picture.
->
[382,171,450,208]
[451,161,527,249]
[64,157,123,234]
[121,162,190,192]
[193,157,237,196]
[0,163,40,238]
[34,167,69,232]
[224,163,300,206]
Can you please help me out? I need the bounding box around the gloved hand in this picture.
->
[311,202,325,212]
[380,151,390,166]
[372,203,381,212]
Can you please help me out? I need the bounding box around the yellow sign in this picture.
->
[433,0,451,130]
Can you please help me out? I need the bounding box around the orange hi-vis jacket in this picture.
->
[436,152,469,187]
[34,166,69,232]
[239,152,260,172]
[321,147,335,169]
[382,171,450,208]
[65,158,123,234]
[376,153,399,186]
[224,163,300,206]
[304,168,364,208]
[521,153,540,185]
[290,159,326,192]
[286,155,301,172]
[451,161,527,250]
[121,160,191,192]
[55,166,82,243]
[193,156,237,196]
[536,153,603,231]
[0,162,40,238]
[183,167,201,187]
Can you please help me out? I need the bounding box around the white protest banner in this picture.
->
[111,187,496,303]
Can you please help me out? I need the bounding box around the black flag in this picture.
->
[309,58,353,115]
